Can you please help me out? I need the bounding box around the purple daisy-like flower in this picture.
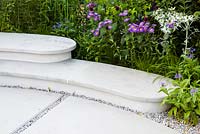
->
[87,11,101,21]
[128,23,139,33]
[139,21,145,27]
[166,22,175,29]
[190,88,198,96]
[98,22,104,28]
[103,19,112,25]
[93,29,100,36]
[187,53,194,59]
[174,73,182,79]
[86,2,96,9]
[128,21,156,33]
[139,27,145,32]
[94,15,101,21]
[148,27,155,33]
[124,18,130,22]
[119,10,128,17]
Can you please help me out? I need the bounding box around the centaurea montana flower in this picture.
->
[128,21,156,33]
[124,18,130,22]
[91,19,113,36]
[119,10,128,17]
[190,88,198,96]
[86,2,96,11]
[174,73,182,79]
[190,47,196,53]
[91,29,100,36]
[186,47,196,59]
[87,11,101,21]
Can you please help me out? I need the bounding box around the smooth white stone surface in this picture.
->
[0,87,60,134]
[0,32,76,54]
[0,51,71,63]
[0,32,76,63]
[0,59,171,112]
[21,97,178,134]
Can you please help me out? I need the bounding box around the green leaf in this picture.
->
[180,79,190,88]
[159,87,169,95]
[195,109,200,115]
[194,11,200,18]
[112,23,118,31]
[184,111,191,120]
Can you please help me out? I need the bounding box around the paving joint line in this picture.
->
[10,94,69,134]
[0,84,142,114]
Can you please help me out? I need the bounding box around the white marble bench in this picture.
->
[0,32,76,63]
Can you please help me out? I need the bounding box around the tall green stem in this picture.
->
[184,22,189,55]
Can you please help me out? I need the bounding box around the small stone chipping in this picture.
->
[0,84,199,134]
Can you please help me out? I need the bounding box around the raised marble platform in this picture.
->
[0,59,172,113]
[0,32,76,63]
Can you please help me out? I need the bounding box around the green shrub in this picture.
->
[160,54,200,125]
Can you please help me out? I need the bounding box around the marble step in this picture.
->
[0,59,172,113]
[0,32,76,63]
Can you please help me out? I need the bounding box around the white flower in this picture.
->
[152,7,195,34]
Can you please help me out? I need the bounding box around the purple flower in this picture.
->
[87,11,100,21]
[106,25,112,30]
[190,48,196,53]
[103,19,112,25]
[92,29,100,36]
[119,10,128,17]
[139,27,145,32]
[139,21,145,27]
[190,88,198,96]
[94,15,101,21]
[98,22,104,28]
[52,22,62,29]
[124,18,130,22]
[144,22,150,27]
[187,54,194,59]
[91,29,95,33]
[148,27,155,33]
[128,21,156,33]
[87,11,94,17]
[128,23,139,33]
[151,24,157,27]
[87,2,96,11]
[160,81,166,87]
[174,73,182,79]
[166,22,175,29]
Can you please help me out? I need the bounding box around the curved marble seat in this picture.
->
[0,32,76,63]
